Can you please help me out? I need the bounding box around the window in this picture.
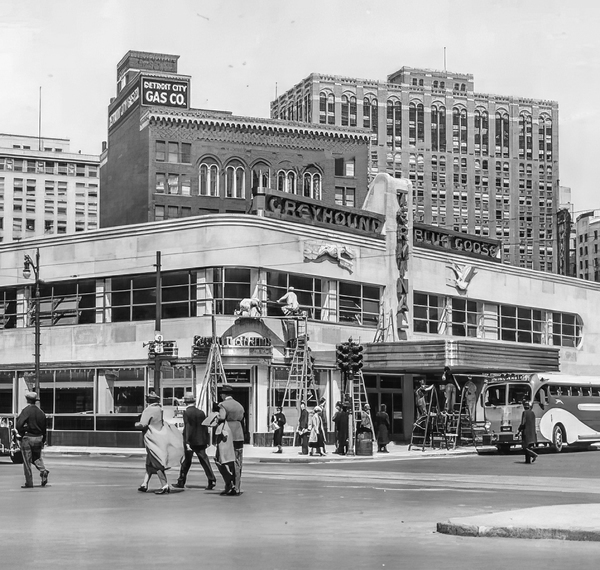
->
[338,282,380,326]
[431,104,446,152]
[302,170,322,200]
[155,205,165,221]
[334,158,355,177]
[335,186,355,207]
[495,111,510,157]
[387,99,402,150]
[319,92,335,125]
[199,160,219,196]
[155,173,166,193]
[167,174,179,195]
[266,271,323,319]
[25,219,35,232]
[208,267,251,315]
[342,95,357,127]
[500,306,544,344]
[251,162,271,193]
[225,161,245,199]
[156,141,166,162]
[0,289,18,329]
[409,101,424,145]
[552,312,582,348]
[33,279,96,326]
[277,170,297,194]
[451,298,478,337]
[97,368,145,418]
[413,292,440,333]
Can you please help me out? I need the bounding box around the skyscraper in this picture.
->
[271,67,559,272]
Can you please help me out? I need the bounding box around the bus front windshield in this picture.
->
[507,383,531,405]
[485,385,506,406]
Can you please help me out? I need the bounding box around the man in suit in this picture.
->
[296,401,309,455]
[16,391,49,489]
[218,385,245,496]
[517,399,538,464]
[172,392,217,490]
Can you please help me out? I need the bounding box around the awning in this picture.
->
[364,339,560,374]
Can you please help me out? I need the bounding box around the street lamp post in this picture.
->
[23,248,41,395]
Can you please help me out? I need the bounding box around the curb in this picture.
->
[436,521,600,542]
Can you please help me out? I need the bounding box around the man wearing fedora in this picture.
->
[217,385,245,496]
[16,391,49,488]
[172,392,217,490]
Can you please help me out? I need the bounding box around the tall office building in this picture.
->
[575,210,600,281]
[0,134,99,242]
[271,67,559,272]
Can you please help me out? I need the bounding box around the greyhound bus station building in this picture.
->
[0,174,598,447]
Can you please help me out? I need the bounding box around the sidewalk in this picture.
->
[437,504,600,541]
[43,442,479,463]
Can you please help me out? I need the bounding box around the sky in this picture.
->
[1,0,599,214]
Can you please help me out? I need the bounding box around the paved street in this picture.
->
[2,447,600,569]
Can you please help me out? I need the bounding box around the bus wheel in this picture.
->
[551,424,565,453]
[496,444,511,454]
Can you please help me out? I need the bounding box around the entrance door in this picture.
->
[369,392,404,441]
[218,386,251,444]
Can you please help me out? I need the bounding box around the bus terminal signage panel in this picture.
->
[413,223,502,262]
[140,76,190,109]
[264,190,384,239]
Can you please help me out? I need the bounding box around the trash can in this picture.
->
[355,432,373,456]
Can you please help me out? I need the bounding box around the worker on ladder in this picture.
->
[278,286,302,316]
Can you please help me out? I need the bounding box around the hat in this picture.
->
[146,391,160,402]
[183,392,195,404]
[276,405,282,411]
[314,406,322,412]
[288,286,295,291]
[220,384,233,393]
[522,399,531,408]
[25,391,39,402]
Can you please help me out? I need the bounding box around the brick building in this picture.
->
[100,51,370,228]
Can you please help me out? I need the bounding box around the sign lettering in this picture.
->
[140,76,190,109]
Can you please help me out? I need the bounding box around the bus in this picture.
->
[480,373,600,453]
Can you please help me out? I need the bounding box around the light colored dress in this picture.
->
[138,403,184,472]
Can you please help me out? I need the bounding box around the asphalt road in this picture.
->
[2,447,600,570]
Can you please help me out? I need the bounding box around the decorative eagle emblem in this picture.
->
[448,262,477,291]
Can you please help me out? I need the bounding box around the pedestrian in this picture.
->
[206,407,236,493]
[332,401,349,455]
[357,403,373,435]
[296,401,310,455]
[172,392,217,490]
[135,391,184,495]
[271,405,286,454]
[517,399,538,464]
[319,396,328,453]
[375,404,391,453]
[308,406,326,456]
[16,391,49,489]
[217,385,245,496]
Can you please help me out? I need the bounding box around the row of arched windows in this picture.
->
[198,159,322,200]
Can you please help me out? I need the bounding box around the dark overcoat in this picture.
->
[519,409,537,447]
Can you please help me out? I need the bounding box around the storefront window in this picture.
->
[161,365,193,405]
[0,371,13,414]
[54,369,94,414]
[97,367,145,416]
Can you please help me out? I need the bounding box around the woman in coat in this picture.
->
[375,404,391,453]
[517,400,538,464]
[308,406,326,456]
[135,391,184,495]
[271,406,286,454]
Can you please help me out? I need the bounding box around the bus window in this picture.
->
[549,385,562,397]
[485,385,506,406]
[584,386,592,397]
[593,387,600,397]
[508,384,531,404]
[574,386,583,397]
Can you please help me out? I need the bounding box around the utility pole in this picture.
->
[153,251,162,395]
[23,248,41,396]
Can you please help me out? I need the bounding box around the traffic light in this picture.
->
[336,342,351,373]
[350,342,363,374]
